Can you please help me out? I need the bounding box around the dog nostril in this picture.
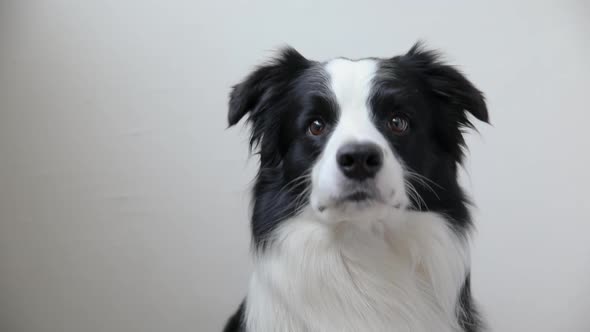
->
[338,154,355,168]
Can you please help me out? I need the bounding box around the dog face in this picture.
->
[309,58,409,225]
[228,44,488,246]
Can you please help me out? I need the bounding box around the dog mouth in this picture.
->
[333,182,384,206]
[340,190,374,202]
[317,190,378,212]
[315,181,388,212]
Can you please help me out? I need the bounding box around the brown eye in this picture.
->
[308,119,326,136]
[388,115,410,134]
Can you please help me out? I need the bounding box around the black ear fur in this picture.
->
[405,42,489,125]
[228,47,309,127]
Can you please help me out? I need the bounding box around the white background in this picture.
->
[1,1,589,331]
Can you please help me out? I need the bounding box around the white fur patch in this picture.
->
[245,209,470,332]
[311,58,409,225]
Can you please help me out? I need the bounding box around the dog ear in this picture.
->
[228,47,309,127]
[404,42,489,125]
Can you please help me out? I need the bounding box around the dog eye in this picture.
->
[308,119,326,136]
[388,115,410,134]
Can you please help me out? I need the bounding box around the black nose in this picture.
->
[336,143,383,180]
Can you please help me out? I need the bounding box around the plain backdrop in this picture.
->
[1,1,589,331]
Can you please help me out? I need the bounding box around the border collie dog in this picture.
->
[224,43,489,332]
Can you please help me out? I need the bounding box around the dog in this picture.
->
[223,42,489,332]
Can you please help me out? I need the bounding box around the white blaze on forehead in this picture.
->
[324,58,384,146]
[325,58,377,116]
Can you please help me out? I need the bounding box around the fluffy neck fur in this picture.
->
[245,209,470,332]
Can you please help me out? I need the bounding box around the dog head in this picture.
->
[228,43,488,246]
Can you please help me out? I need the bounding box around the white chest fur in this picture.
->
[244,210,470,332]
